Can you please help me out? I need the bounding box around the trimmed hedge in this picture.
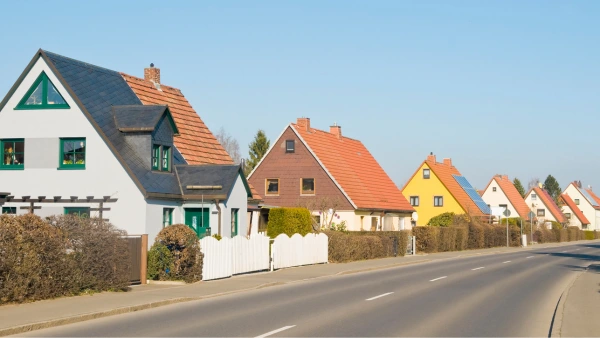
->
[151,224,203,283]
[324,230,410,262]
[267,207,312,238]
[584,230,597,240]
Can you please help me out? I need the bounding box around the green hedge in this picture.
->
[267,207,313,238]
[584,230,596,240]
[324,230,411,262]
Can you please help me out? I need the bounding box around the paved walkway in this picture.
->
[0,241,595,336]
[558,263,600,337]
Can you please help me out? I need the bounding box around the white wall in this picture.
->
[563,184,597,230]
[481,179,519,218]
[524,191,558,223]
[0,57,147,235]
[222,174,249,237]
[561,205,582,229]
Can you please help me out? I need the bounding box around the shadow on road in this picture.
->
[533,243,600,273]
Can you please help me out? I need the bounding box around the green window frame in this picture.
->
[64,207,90,218]
[15,72,70,110]
[2,207,16,215]
[60,138,86,169]
[0,139,25,170]
[163,208,174,227]
[231,208,239,237]
[152,144,171,172]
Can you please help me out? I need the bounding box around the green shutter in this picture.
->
[16,72,69,110]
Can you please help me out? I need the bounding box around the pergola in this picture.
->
[0,194,117,220]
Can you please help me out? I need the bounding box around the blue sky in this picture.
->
[1,0,598,191]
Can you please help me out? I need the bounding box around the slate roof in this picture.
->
[560,193,590,225]
[176,165,250,198]
[113,105,171,133]
[484,175,530,219]
[121,73,233,165]
[290,123,413,212]
[531,187,567,223]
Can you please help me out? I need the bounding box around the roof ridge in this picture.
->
[120,72,181,92]
[291,123,361,142]
[43,50,119,75]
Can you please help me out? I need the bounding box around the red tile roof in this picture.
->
[560,194,590,225]
[533,187,566,223]
[121,73,233,165]
[424,159,488,216]
[488,175,530,219]
[291,123,413,212]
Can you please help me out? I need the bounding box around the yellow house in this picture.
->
[402,153,491,225]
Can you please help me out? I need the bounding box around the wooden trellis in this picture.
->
[0,194,117,221]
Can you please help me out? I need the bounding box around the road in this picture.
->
[18,242,600,337]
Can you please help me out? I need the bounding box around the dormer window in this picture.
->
[152,144,170,172]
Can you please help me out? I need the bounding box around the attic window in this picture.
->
[531,193,537,200]
[492,187,497,192]
[575,198,580,205]
[423,169,430,179]
[286,140,295,153]
[16,72,69,110]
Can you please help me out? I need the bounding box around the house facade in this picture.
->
[248,118,414,231]
[402,153,491,225]
[481,175,530,219]
[559,194,590,229]
[562,181,600,230]
[524,187,566,227]
[0,50,251,243]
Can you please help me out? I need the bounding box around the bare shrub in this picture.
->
[155,224,203,283]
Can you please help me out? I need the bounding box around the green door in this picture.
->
[231,209,239,237]
[185,208,210,239]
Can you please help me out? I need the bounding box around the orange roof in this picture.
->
[248,182,262,201]
[488,175,530,219]
[533,187,566,223]
[291,123,413,212]
[121,73,232,165]
[560,194,590,225]
[423,158,488,216]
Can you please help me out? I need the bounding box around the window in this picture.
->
[64,207,90,218]
[575,198,580,205]
[531,193,537,200]
[492,187,497,192]
[152,144,171,172]
[16,72,69,110]
[434,196,443,207]
[565,213,571,220]
[423,169,430,179]
[301,178,315,195]
[60,138,86,169]
[231,208,239,237]
[163,208,173,227]
[410,196,419,207]
[1,139,24,169]
[499,204,508,210]
[537,209,545,217]
[2,207,16,214]
[286,140,295,153]
[266,179,279,195]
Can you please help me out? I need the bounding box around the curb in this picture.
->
[549,265,587,337]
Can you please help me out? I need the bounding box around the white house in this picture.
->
[562,181,600,230]
[0,49,252,243]
[524,187,566,228]
[559,193,590,229]
[481,175,530,220]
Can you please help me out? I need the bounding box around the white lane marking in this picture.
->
[573,249,580,251]
[503,261,511,263]
[255,325,296,338]
[561,250,568,253]
[526,256,535,258]
[366,292,394,301]
[471,267,485,271]
[430,276,447,282]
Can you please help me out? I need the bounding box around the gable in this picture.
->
[403,162,464,212]
[15,71,69,110]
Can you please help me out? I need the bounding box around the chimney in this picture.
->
[426,152,436,163]
[296,117,310,131]
[329,123,342,139]
[144,63,160,85]
[443,158,452,167]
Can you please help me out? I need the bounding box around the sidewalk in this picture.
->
[0,241,592,336]
[557,263,600,337]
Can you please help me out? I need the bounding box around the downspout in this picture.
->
[215,199,222,236]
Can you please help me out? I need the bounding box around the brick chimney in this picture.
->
[443,158,452,167]
[426,152,436,163]
[296,117,310,131]
[144,63,160,84]
[330,123,342,139]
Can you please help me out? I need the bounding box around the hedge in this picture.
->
[149,224,203,283]
[324,230,410,262]
[0,214,130,304]
[267,207,312,238]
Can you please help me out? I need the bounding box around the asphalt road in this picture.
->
[18,242,600,337]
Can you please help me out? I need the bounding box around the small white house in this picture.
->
[562,181,600,230]
[0,50,252,243]
[481,175,530,219]
[524,187,566,228]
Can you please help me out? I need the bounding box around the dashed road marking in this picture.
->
[471,267,485,271]
[503,261,511,263]
[366,292,394,301]
[526,256,535,258]
[255,325,296,338]
[430,276,447,282]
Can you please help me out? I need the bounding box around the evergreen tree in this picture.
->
[513,178,526,198]
[245,129,270,176]
[543,175,562,205]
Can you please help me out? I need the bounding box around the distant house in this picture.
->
[559,194,590,229]
[0,50,252,243]
[480,175,530,219]
[523,187,566,227]
[402,153,491,225]
[248,117,414,231]
[562,181,600,230]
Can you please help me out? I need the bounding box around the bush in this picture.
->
[467,223,485,249]
[267,207,312,238]
[154,225,203,283]
[413,226,439,253]
[584,230,596,240]
[147,243,174,281]
[428,212,455,227]
[438,227,458,251]
[454,227,468,251]
[324,230,411,262]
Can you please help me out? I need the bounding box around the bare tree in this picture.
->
[527,178,540,191]
[214,127,242,164]
[297,196,345,231]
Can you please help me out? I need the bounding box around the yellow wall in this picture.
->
[402,163,465,225]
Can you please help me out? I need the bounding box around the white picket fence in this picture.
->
[199,236,233,281]
[271,233,328,270]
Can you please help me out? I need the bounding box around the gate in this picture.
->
[125,235,148,284]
